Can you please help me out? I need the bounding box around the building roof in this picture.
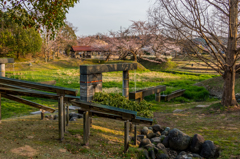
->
[71,46,93,52]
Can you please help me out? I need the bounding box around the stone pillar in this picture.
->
[80,73,102,102]
[0,64,5,77]
[122,70,129,99]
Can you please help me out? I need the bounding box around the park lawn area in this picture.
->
[1,59,239,158]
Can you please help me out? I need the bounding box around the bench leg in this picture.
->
[63,103,66,132]
[83,111,90,146]
[41,111,44,120]
[124,120,130,153]
[90,118,92,127]
[134,124,137,145]
[155,93,161,102]
[58,95,64,141]
[66,104,69,126]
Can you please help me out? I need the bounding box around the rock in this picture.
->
[156,153,169,159]
[147,132,156,139]
[151,137,161,144]
[156,131,161,137]
[190,134,204,153]
[137,135,146,142]
[45,115,49,118]
[168,128,191,151]
[139,138,152,148]
[70,117,78,121]
[159,135,166,142]
[144,143,155,151]
[179,151,186,155]
[141,127,149,135]
[138,148,149,159]
[192,153,202,158]
[48,115,54,120]
[156,143,165,150]
[148,127,153,130]
[148,149,155,159]
[162,127,170,136]
[166,148,178,158]
[162,136,169,147]
[173,109,184,113]
[152,124,163,133]
[69,112,82,119]
[54,115,58,120]
[200,140,219,158]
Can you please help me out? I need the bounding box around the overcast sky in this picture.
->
[66,0,153,36]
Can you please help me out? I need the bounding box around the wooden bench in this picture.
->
[161,89,186,101]
[0,76,77,141]
[129,85,166,103]
[71,100,153,152]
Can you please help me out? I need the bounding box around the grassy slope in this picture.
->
[1,58,239,158]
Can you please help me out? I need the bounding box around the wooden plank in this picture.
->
[129,85,166,100]
[0,76,77,96]
[2,94,55,113]
[162,89,185,101]
[0,87,79,101]
[0,82,32,90]
[77,109,152,125]
[71,100,137,120]
[80,63,137,75]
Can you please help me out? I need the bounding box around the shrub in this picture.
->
[93,92,153,118]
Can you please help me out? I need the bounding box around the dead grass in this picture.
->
[153,101,240,159]
[0,113,143,159]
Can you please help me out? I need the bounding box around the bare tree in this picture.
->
[148,0,240,106]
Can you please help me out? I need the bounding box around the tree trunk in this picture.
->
[133,53,137,61]
[221,0,238,107]
[221,69,238,106]
[105,53,111,62]
[17,52,20,59]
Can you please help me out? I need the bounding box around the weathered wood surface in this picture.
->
[129,85,166,100]
[80,63,137,75]
[77,109,153,125]
[2,94,55,113]
[71,100,137,120]
[0,58,14,64]
[161,89,185,101]
[0,82,32,90]
[0,87,79,101]
[0,76,77,95]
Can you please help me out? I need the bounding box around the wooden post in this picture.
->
[0,64,5,77]
[66,103,69,126]
[63,103,66,132]
[155,93,161,102]
[134,124,137,145]
[123,70,129,99]
[124,120,130,153]
[83,111,90,146]
[40,109,45,120]
[58,95,64,141]
[0,93,1,124]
